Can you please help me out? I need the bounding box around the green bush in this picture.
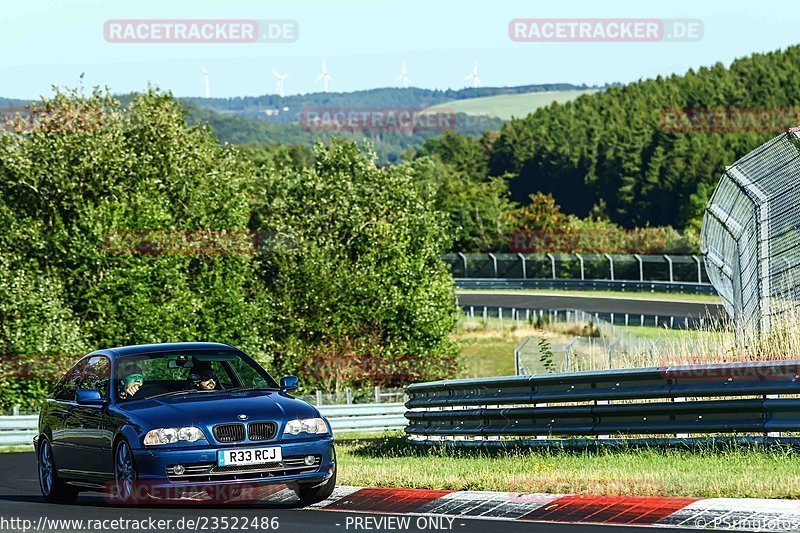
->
[0,89,460,407]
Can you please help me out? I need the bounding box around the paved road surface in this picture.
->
[457,291,726,320]
[0,452,702,532]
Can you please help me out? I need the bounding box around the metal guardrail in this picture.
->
[455,278,717,295]
[0,416,37,446]
[404,361,800,440]
[461,305,712,330]
[0,403,407,446]
[321,402,407,433]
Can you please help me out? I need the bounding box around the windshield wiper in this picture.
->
[147,389,206,399]
[224,386,278,393]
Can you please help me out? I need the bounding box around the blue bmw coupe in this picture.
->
[35,342,336,505]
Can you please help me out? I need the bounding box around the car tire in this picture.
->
[37,436,79,504]
[296,463,337,506]
[112,439,139,505]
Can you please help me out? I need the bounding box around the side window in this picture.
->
[54,358,86,402]
[211,360,235,388]
[80,356,110,399]
[226,358,270,388]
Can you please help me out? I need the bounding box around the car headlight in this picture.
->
[285,418,328,436]
[144,426,206,446]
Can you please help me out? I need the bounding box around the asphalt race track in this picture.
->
[457,291,726,321]
[0,452,704,533]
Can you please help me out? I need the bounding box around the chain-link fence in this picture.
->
[702,128,800,334]
[443,253,708,284]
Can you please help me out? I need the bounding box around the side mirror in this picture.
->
[76,389,106,406]
[280,376,299,392]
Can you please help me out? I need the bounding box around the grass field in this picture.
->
[338,435,800,498]
[426,90,597,120]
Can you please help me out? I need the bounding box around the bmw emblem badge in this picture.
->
[238,414,248,421]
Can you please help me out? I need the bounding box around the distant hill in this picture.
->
[0,83,598,163]
[182,84,594,124]
[183,102,503,164]
[425,89,599,120]
[0,98,32,109]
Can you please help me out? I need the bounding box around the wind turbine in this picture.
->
[464,61,482,88]
[273,69,289,97]
[395,61,410,88]
[201,64,210,97]
[315,59,332,92]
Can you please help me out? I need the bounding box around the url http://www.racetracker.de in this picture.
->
[0,515,282,532]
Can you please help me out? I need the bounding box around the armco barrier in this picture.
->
[321,402,407,433]
[455,278,717,295]
[0,403,407,447]
[404,361,800,439]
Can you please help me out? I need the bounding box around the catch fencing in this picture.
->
[702,128,800,334]
[445,253,710,285]
[404,360,800,443]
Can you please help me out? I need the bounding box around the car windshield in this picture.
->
[114,350,279,401]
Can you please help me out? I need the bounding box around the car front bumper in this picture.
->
[129,437,335,502]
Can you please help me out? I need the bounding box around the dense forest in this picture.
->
[425,46,800,232]
[193,45,800,246]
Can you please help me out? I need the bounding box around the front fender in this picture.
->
[118,424,143,450]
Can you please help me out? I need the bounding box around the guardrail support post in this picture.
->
[12,405,19,416]
[315,390,322,405]
[575,253,585,280]
[596,400,610,439]
[499,307,503,329]
[457,252,468,278]
[766,394,782,437]
[546,253,556,280]
[488,253,498,279]
[375,386,381,403]
[673,397,689,438]
[634,253,644,282]
[692,254,703,283]
[518,252,527,279]
[346,388,353,405]
[604,253,614,281]
[664,254,674,283]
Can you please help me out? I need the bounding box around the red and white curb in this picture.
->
[309,486,800,530]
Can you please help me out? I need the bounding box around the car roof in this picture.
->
[91,342,238,358]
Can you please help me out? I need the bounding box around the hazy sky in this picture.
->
[1,0,799,99]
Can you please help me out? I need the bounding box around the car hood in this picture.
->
[117,390,320,430]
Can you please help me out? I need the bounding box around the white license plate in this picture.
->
[218,447,282,467]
